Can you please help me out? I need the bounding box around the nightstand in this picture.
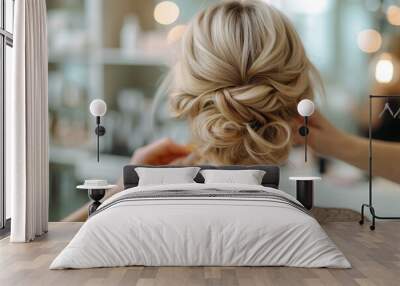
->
[289,176,321,210]
[77,180,117,216]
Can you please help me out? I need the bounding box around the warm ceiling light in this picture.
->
[154,1,180,25]
[357,29,382,53]
[387,5,400,26]
[375,54,394,84]
[167,24,186,44]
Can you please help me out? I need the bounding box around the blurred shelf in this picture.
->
[50,145,130,182]
[50,146,88,164]
[48,52,90,64]
[94,48,170,67]
[50,145,129,166]
[46,0,85,10]
[49,48,171,67]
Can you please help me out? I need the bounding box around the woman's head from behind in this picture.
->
[169,0,322,164]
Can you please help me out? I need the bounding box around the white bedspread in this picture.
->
[50,183,351,269]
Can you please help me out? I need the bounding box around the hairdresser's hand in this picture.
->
[294,111,351,158]
[131,138,192,165]
[294,110,400,184]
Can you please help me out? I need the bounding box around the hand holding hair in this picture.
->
[296,110,400,184]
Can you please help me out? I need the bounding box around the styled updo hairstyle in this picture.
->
[169,0,323,164]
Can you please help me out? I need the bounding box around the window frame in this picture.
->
[0,0,14,235]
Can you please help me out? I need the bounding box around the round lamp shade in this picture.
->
[297,99,315,117]
[90,99,107,117]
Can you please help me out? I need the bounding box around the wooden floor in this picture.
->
[0,222,400,286]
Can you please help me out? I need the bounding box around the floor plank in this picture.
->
[0,221,399,286]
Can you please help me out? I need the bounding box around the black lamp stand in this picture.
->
[94,116,106,162]
[299,116,309,162]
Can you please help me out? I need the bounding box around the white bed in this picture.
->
[50,183,350,269]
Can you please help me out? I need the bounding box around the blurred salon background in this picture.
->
[46,0,400,221]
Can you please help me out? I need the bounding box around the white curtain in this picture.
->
[7,0,49,242]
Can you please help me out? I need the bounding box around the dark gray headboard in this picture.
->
[123,165,280,189]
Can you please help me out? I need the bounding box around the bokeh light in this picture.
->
[154,1,180,25]
[375,54,394,84]
[357,29,382,53]
[167,25,186,44]
[387,5,400,26]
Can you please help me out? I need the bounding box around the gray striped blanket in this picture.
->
[91,189,309,217]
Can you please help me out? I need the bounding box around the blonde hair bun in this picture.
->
[169,0,322,164]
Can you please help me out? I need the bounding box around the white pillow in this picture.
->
[200,169,266,185]
[135,167,201,186]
